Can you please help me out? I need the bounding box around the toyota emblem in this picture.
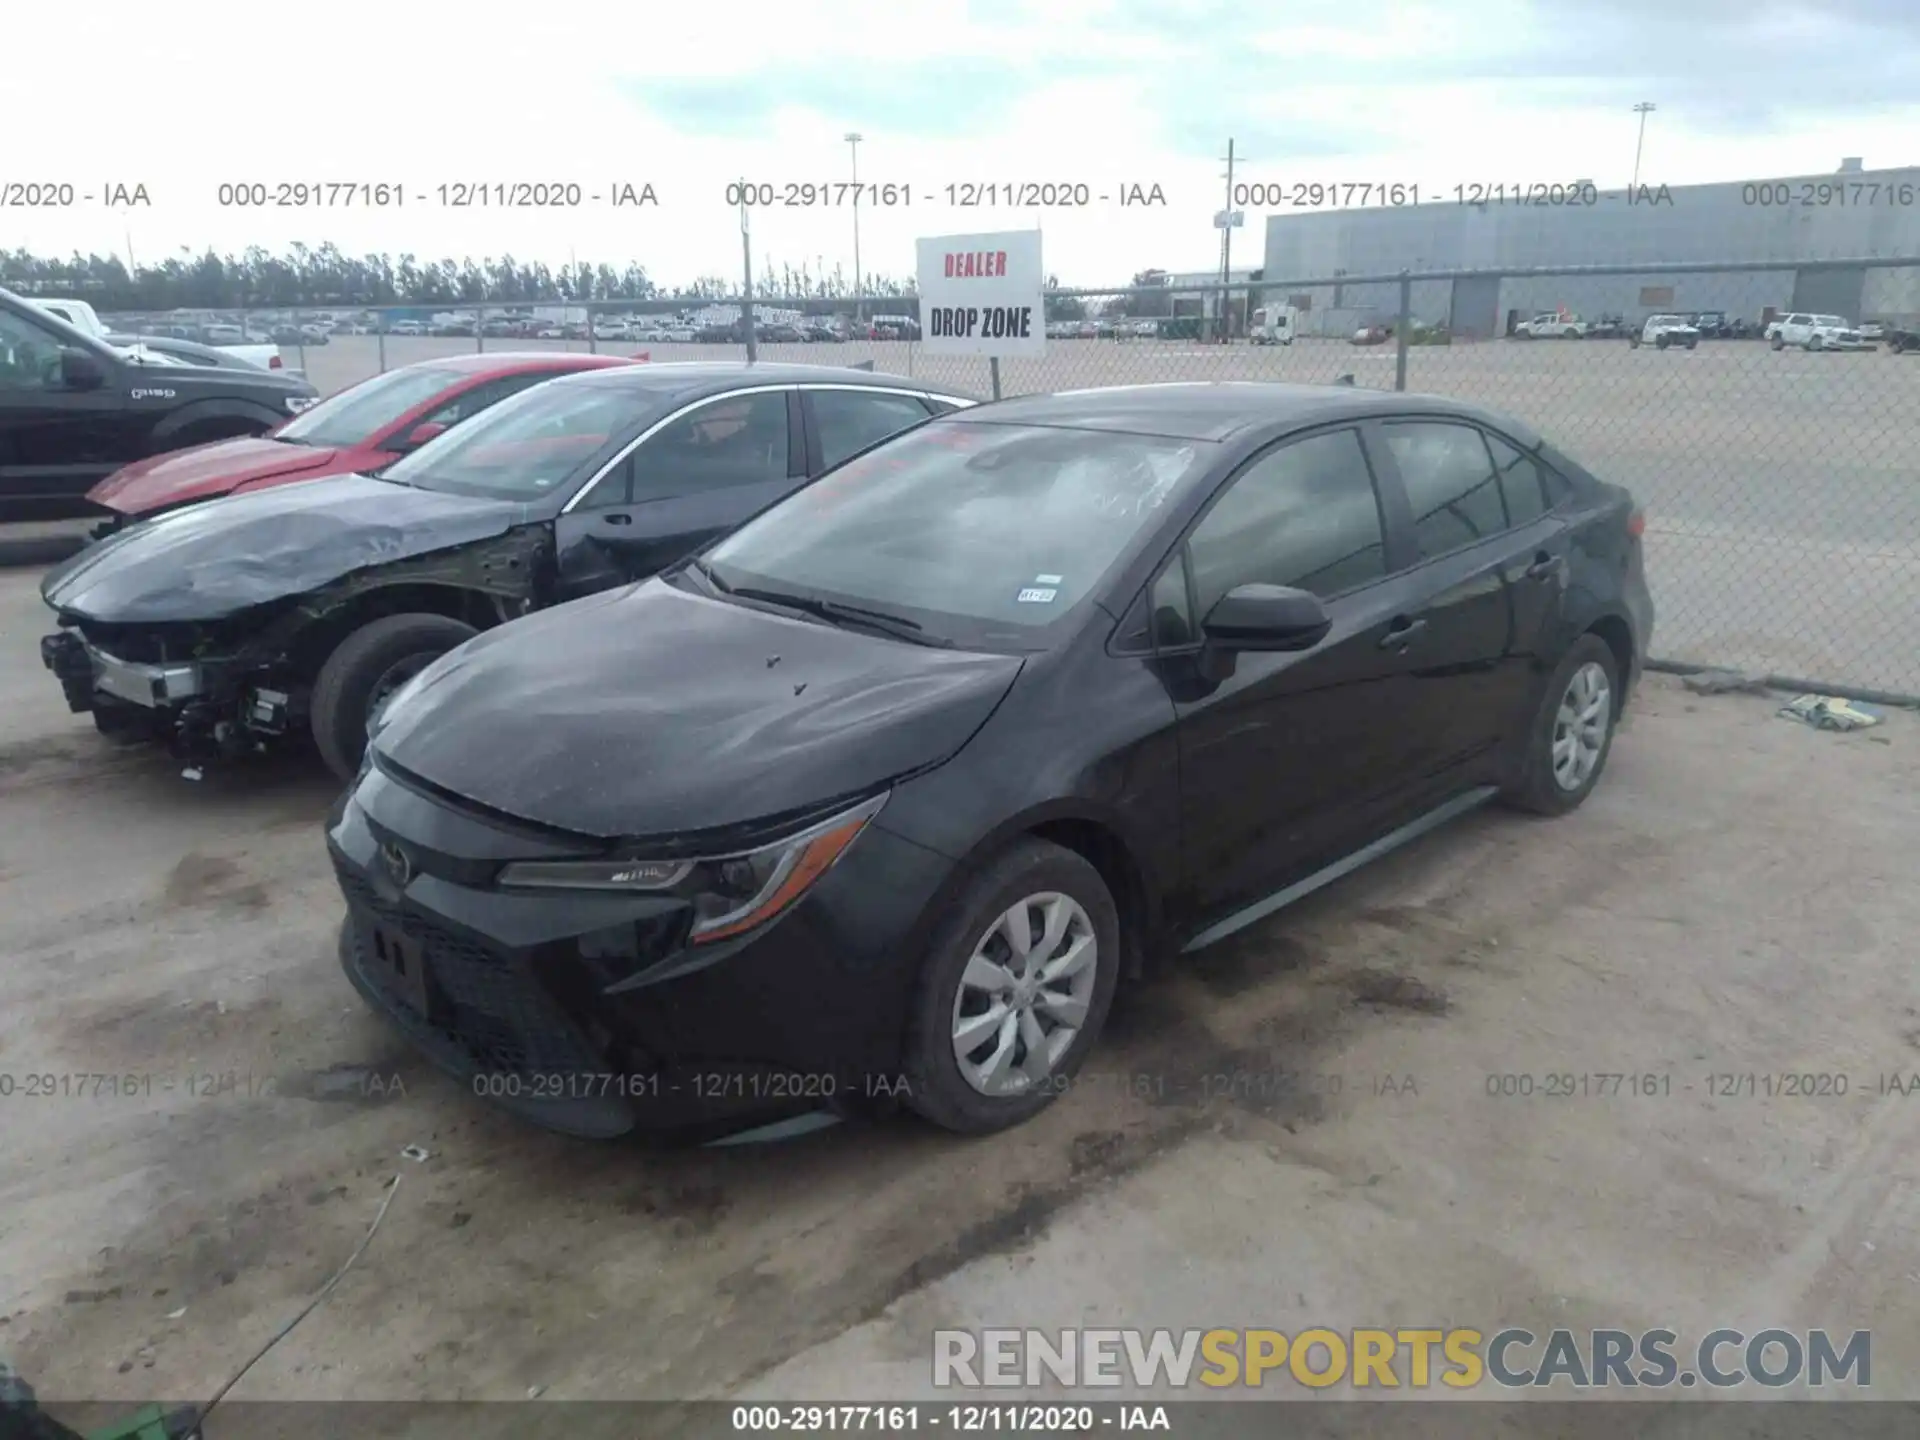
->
[379,841,414,888]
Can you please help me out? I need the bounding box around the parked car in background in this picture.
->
[85,352,636,531]
[40,364,978,779]
[0,284,317,516]
[1857,321,1885,341]
[1882,325,1920,353]
[32,299,283,370]
[761,323,804,344]
[1688,311,1731,338]
[1351,324,1392,346]
[1514,312,1588,339]
[1629,315,1699,350]
[103,333,293,375]
[390,320,427,337]
[803,321,843,342]
[1770,313,1868,351]
[324,381,1651,1141]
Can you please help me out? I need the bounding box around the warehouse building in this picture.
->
[1259,160,1920,339]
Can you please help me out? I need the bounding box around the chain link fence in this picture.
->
[106,258,1920,698]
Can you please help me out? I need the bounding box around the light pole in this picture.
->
[1631,102,1656,189]
[845,132,864,325]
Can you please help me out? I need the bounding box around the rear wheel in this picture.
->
[310,613,477,781]
[1655,334,1670,350]
[1686,337,1697,349]
[1503,634,1621,817]
[903,839,1120,1135]
[1808,335,1823,351]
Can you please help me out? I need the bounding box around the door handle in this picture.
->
[601,512,633,527]
[1524,551,1561,580]
[1378,617,1428,650]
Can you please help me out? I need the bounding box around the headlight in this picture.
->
[496,791,887,944]
[285,395,318,414]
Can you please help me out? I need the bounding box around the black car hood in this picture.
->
[373,579,1025,840]
[41,474,529,623]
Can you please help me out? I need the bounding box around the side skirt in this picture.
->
[1180,785,1500,954]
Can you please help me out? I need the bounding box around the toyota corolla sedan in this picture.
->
[330,382,1653,1141]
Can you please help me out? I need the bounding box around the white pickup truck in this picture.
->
[30,298,288,371]
[1767,313,1870,351]
[1514,312,1589,338]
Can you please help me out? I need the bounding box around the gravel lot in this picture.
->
[280,332,1920,697]
[4,551,1919,1421]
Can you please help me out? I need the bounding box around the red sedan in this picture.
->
[87,352,638,525]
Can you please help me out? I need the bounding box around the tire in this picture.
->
[1686,338,1697,349]
[310,612,477,781]
[1655,334,1669,350]
[1502,633,1622,817]
[902,839,1121,1135]
[1808,335,1823,352]
[1628,336,1640,349]
[1770,335,1785,351]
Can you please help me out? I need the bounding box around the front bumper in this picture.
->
[327,759,955,1138]
[40,630,204,713]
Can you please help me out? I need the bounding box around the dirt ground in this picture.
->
[3,558,1918,1418]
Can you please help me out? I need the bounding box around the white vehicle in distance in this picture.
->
[388,319,426,336]
[1628,314,1700,350]
[1770,313,1869,351]
[1514,311,1589,338]
[1858,321,1885,341]
[31,298,285,370]
[1249,305,1297,345]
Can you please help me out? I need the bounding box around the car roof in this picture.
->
[393,351,635,377]
[944,381,1539,445]
[553,360,968,399]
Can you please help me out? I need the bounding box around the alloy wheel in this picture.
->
[1551,661,1612,792]
[951,892,1099,1097]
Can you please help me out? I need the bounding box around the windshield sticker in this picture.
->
[1034,573,1064,585]
[1016,587,1058,604]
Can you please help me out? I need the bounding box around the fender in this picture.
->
[148,397,286,447]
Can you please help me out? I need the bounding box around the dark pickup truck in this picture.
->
[0,284,318,516]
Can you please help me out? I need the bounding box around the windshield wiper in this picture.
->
[728,584,954,648]
[684,556,731,593]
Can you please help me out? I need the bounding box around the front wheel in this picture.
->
[1770,335,1785,350]
[1503,634,1621,817]
[903,839,1120,1135]
[310,612,478,781]
[1685,338,1697,349]
[1655,334,1670,350]
[1808,335,1823,351]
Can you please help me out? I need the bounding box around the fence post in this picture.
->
[1394,271,1411,392]
[476,305,486,354]
[989,357,1002,400]
[587,304,598,354]
[377,319,387,374]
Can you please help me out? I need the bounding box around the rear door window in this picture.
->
[1380,421,1509,559]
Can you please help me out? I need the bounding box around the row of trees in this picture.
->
[0,243,923,311]
[1,247,1249,319]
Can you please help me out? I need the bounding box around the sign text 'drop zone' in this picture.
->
[915,229,1047,358]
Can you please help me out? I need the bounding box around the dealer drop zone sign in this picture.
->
[915,230,1047,358]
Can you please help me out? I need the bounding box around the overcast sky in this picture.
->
[7,0,1920,289]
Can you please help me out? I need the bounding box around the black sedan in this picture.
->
[40,364,973,779]
[331,383,1653,1140]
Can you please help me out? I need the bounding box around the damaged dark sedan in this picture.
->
[330,383,1652,1142]
[39,363,974,778]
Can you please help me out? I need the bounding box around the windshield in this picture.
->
[704,421,1207,645]
[276,366,464,447]
[379,378,645,499]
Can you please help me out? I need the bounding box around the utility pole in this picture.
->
[1215,139,1244,342]
[739,179,758,363]
[845,132,864,327]
[1631,102,1656,189]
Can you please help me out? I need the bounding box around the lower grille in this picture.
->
[337,868,605,1079]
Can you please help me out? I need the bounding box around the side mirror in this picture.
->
[1201,583,1331,652]
[60,348,107,390]
[402,421,447,448]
